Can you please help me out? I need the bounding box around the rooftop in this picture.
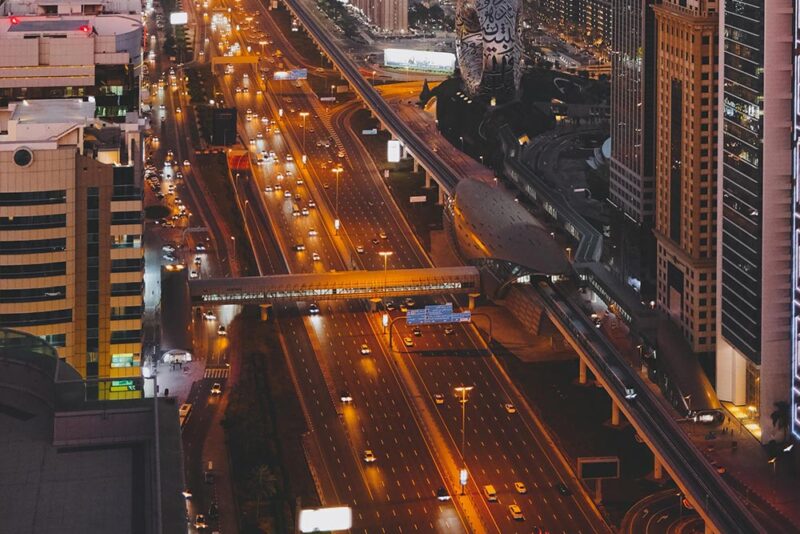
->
[9,98,96,126]
[0,14,141,36]
[8,18,90,31]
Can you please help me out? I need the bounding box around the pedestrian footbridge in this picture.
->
[188,266,480,305]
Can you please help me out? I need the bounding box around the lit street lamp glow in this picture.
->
[454,385,473,495]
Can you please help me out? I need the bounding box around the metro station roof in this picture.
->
[452,179,570,275]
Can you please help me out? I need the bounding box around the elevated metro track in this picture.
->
[189,266,480,305]
[279,0,461,194]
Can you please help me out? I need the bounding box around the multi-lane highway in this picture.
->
[185,1,612,532]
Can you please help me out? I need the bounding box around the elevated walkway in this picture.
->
[189,266,480,305]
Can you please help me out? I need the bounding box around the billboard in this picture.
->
[387,139,402,163]
[577,457,620,480]
[383,48,456,74]
[299,506,352,532]
[273,68,308,81]
[170,11,188,25]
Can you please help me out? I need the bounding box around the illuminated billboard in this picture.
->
[383,48,456,74]
[299,507,352,532]
[273,68,308,81]
[387,139,402,163]
[170,11,188,25]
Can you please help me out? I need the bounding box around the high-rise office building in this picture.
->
[353,0,407,33]
[653,1,718,356]
[609,0,656,225]
[716,0,793,443]
[0,99,144,399]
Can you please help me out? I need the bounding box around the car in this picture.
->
[514,482,527,494]
[360,344,371,355]
[294,243,305,251]
[195,243,207,252]
[363,450,376,463]
[284,190,292,198]
[264,185,273,193]
[152,135,159,143]
[162,244,176,252]
[308,303,320,314]
[195,513,208,529]
[183,160,190,167]
[504,403,517,414]
[176,106,181,113]
[385,302,396,312]
[194,256,202,265]
[557,482,572,496]
[274,183,283,191]
[412,327,422,337]
[296,178,304,185]
[371,238,380,245]
[508,504,524,521]
[162,254,177,262]
[624,387,638,400]
[403,337,414,348]
[211,383,222,395]
[203,310,217,321]
[217,325,227,336]
[208,502,219,519]
[294,193,302,202]
[399,304,408,313]
[340,390,353,403]
[433,393,444,405]
[276,173,285,181]
[308,229,318,237]
[308,200,316,208]
[444,326,455,335]
[436,487,451,501]
[256,131,263,139]
[379,231,388,240]
[323,183,330,189]
[286,154,293,161]
[356,245,365,254]
[312,252,321,261]
[179,403,192,418]
[301,207,309,216]
[159,104,166,110]
[189,270,199,279]
[338,150,345,158]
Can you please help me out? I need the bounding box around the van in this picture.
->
[483,485,497,502]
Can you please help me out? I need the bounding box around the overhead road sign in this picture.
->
[406,303,471,325]
[273,68,308,80]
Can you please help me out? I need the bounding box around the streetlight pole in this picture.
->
[379,251,393,297]
[231,235,236,262]
[454,385,473,495]
[332,166,343,234]
[299,111,308,164]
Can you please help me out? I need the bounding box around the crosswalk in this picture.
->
[204,367,230,379]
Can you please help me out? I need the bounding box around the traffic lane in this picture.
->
[310,301,468,533]
[392,318,602,533]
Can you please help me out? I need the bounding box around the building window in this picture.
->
[111,211,142,225]
[111,329,141,344]
[111,234,142,249]
[0,238,66,255]
[0,213,66,230]
[111,282,142,296]
[111,258,143,273]
[0,309,72,327]
[0,190,66,206]
[0,261,66,279]
[0,286,66,303]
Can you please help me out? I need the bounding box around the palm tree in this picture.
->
[770,401,790,443]
[252,464,278,522]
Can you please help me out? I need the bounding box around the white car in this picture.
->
[504,403,517,414]
[301,207,309,216]
[211,383,222,395]
[308,229,318,237]
[217,325,227,336]
[264,185,273,193]
[308,303,320,314]
[189,270,199,279]
[203,310,217,321]
[311,252,321,261]
[285,154,293,161]
[276,173,284,181]
[340,390,353,403]
[284,190,292,198]
[161,244,176,253]
[360,344,371,355]
[363,450,376,463]
[183,160,190,167]
[356,245,365,254]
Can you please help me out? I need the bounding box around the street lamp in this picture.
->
[299,111,309,163]
[378,251,393,297]
[231,235,236,260]
[459,136,464,151]
[566,247,572,262]
[330,84,336,97]
[332,166,343,234]
[454,385,473,495]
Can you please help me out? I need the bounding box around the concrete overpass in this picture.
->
[278,0,462,199]
[189,266,480,305]
[538,282,763,534]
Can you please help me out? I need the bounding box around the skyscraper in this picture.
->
[653,1,718,357]
[609,0,656,224]
[716,0,792,443]
[0,99,144,400]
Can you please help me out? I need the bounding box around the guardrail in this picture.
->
[279,0,461,194]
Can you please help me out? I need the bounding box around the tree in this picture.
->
[771,401,790,442]
[252,464,279,522]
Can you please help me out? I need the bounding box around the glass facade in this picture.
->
[720,0,764,363]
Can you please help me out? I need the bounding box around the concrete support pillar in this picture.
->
[424,169,431,188]
[437,187,446,206]
[259,304,270,322]
[579,359,587,385]
[704,521,716,534]
[402,144,409,159]
[653,457,663,480]
[468,293,480,311]
[611,401,620,426]
[369,298,381,312]
[415,159,421,174]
